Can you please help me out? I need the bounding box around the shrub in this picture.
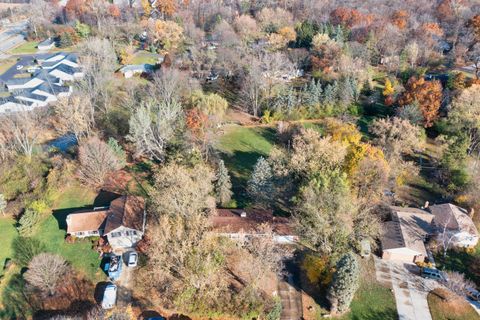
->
[12,237,46,267]
[17,209,41,236]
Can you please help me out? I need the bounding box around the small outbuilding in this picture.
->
[37,38,55,51]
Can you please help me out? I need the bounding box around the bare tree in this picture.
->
[0,193,6,217]
[0,110,44,158]
[53,95,94,142]
[443,271,475,298]
[151,68,198,107]
[78,38,117,116]
[24,253,69,297]
[436,213,456,258]
[127,100,183,161]
[241,58,266,117]
[78,137,124,187]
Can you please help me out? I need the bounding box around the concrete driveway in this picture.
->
[278,275,302,320]
[115,251,135,307]
[374,258,439,320]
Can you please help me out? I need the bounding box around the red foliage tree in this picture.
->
[398,77,443,127]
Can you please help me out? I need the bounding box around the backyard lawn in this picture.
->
[338,258,397,320]
[130,50,161,65]
[9,41,39,54]
[0,217,17,276]
[428,288,480,320]
[30,184,105,281]
[216,125,275,207]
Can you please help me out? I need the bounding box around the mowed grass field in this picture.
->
[0,217,17,275]
[216,125,275,207]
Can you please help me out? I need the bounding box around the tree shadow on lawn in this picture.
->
[220,150,266,208]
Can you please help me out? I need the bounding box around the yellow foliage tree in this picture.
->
[152,20,184,51]
[383,78,394,96]
[141,0,151,16]
[301,254,334,286]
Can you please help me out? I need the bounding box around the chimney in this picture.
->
[424,201,430,209]
[240,211,247,218]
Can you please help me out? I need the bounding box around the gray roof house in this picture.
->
[37,38,55,51]
[0,52,82,113]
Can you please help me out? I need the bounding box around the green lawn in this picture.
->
[216,125,276,207]
[338,258,397,320]
[428,288,480,320]
[0,217,17,276]
[31,184,105,281]
[9,41,39,54]
[130,50,160,65]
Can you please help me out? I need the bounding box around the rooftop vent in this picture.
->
[240,211,247,218]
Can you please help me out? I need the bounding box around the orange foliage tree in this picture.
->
[391,10,409,30]
[469,15,480,40]
[398,77,443,127]
[156,0,177,17]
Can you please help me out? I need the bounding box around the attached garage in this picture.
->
[381,208,434,264]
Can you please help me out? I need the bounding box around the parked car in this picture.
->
[467,288,480,301]
[101,283,117,309]
[16,65,23,70]
[104,254,122,280]
[421,268,446,281]
[128,251,138,267]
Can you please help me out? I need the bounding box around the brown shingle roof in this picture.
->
[104,196,146,234]
[66,210,109,233]
[210,209,295,236]
[381,207,434,256]
[430,203,478,236]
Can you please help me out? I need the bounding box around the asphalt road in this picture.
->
[0,20,28,59]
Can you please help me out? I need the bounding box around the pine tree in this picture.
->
[17,209,41,236]
[304,79,323,107]
[215,160,233,207]
[247,157,274,207]
[322,82,338,107]
[327,252,360,314]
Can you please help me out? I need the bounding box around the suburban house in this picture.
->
[0,52,82,113]
[66,195,146,250]
[37,38,55,51]
[209,209,298,244]
[119,64,155,78]
[381,206,434,263]
[429,203,479,248]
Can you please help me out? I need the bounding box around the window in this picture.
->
[111,232,122,238]
[76,232,84,236]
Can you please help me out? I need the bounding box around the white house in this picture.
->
[430,203,479,248]
[66,195,146,250]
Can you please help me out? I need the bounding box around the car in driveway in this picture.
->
[101,283,117,309]
[421,267,446,281]
[127,251,138,267]
[468,288,480,301]
[16,65,23,70]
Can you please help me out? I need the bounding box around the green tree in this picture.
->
[247,157,274,207]
[12,237,46,267]
[17,209,41,236]
[75,20,91,38]
[215,160,233,207]
[327,252,360,314]
[107,138,127,168]
[294,171,353,257]
[294,20,319,48]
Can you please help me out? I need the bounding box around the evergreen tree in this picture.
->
[247,157,274,207]
[322,82,338,107]
[215,160,233,207]
[304,79,323,108]
[334,25,345,44]
[107,137,127,168]
[327,252,360,314]
[17,209,41,236]
[338,78,354,111]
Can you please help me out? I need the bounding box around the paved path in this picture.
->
[278,275,302,320]
[115,252,134,307]
[374,258,437,320]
